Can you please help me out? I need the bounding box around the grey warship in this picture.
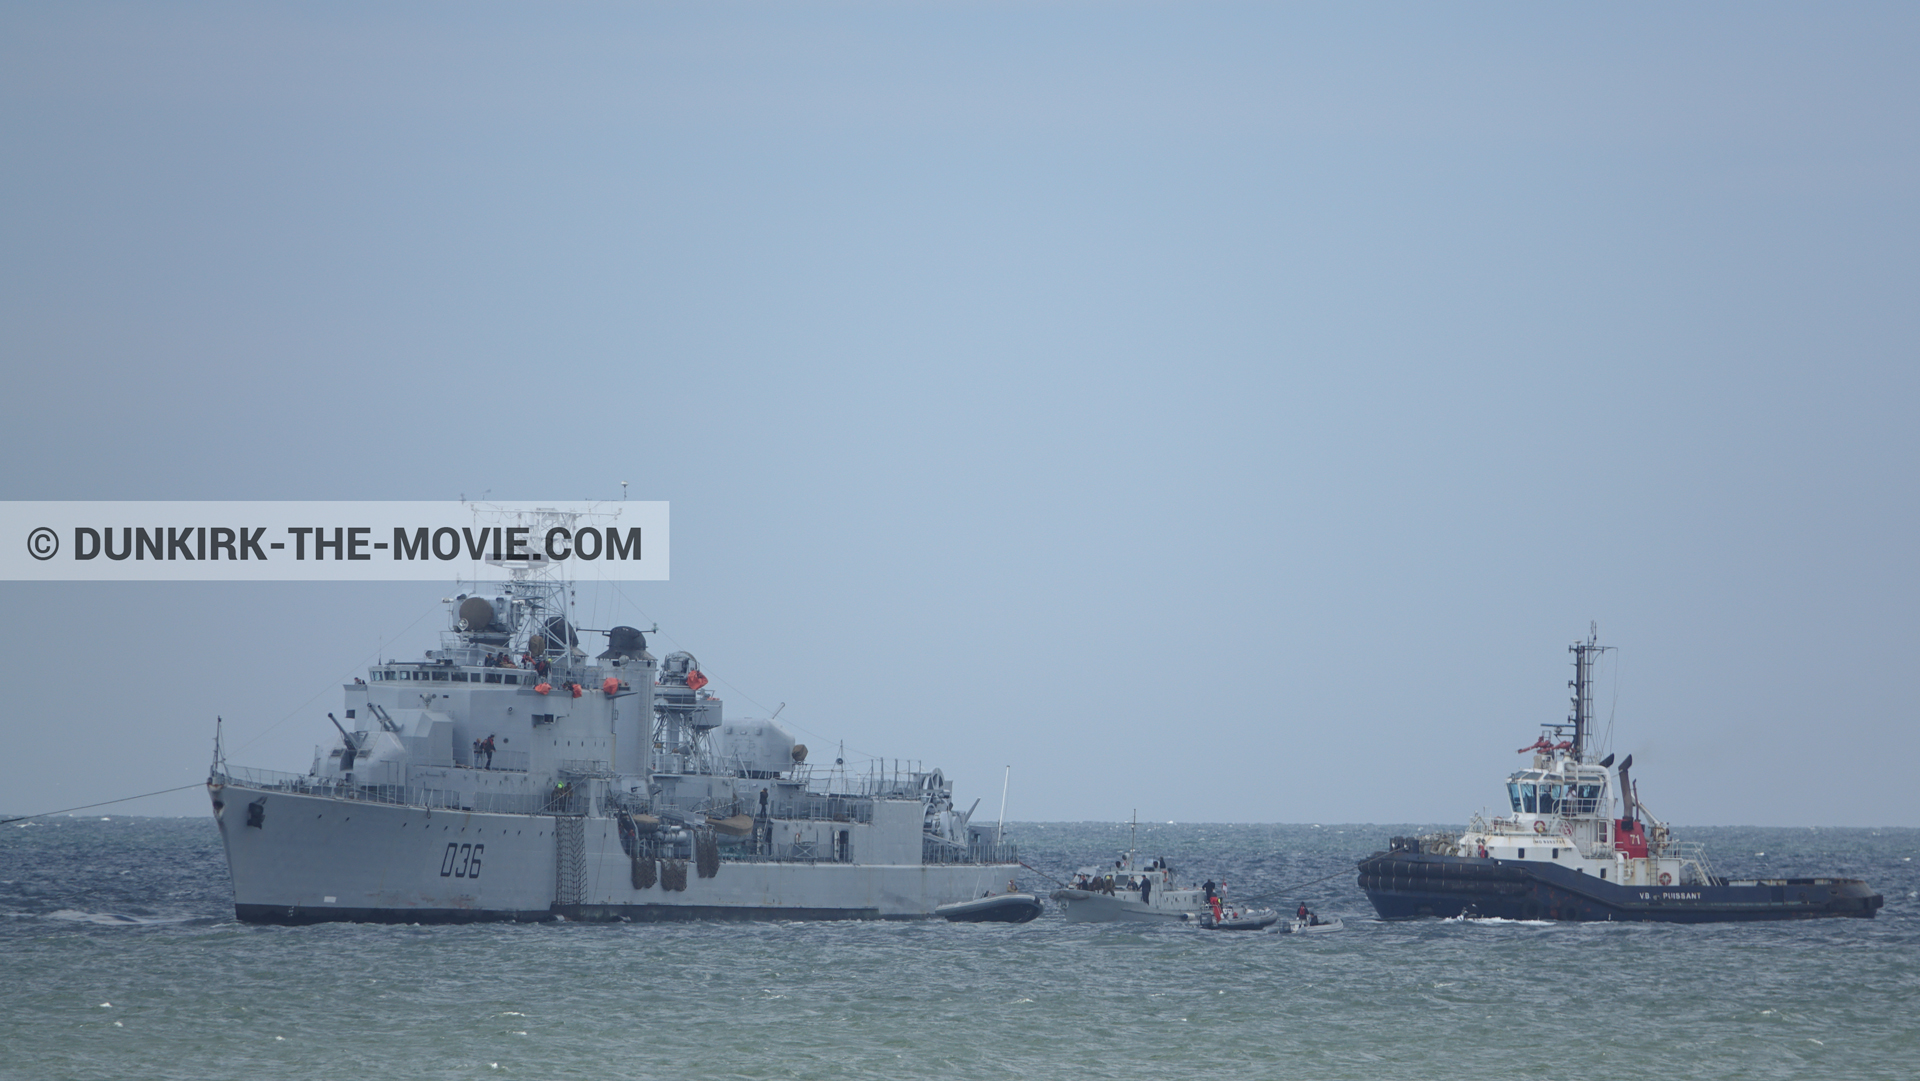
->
[1357,629,1883,923]
[209,515,1015,924]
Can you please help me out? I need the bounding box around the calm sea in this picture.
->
[3,817,1915,1080]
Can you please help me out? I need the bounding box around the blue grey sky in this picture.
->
[3,3,1915,825]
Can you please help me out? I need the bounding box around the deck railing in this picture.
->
[217,765,957,834]
[214,765,571,816]
[921,833,1019,864]
[773,795,876,824]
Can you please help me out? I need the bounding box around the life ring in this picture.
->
[1658,872,1672,886]
[1559,820,1574,838]
[1532,820,1548,835]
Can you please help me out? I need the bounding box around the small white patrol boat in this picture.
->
[1047,815,1210,924]
[1049,857,1207,923]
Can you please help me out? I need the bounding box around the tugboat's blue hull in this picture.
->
[1358,852,1883,923]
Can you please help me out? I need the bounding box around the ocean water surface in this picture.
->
[3,817,1915,1080]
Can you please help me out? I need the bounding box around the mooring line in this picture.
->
[1,783,205,825]
[1019,860,1071,887]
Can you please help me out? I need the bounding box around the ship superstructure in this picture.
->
[209,509,1014,923]
[1357,628,1882,922]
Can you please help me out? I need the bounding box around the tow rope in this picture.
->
[0,783,205,825]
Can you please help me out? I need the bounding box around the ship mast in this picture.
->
[1567,622,1613,763]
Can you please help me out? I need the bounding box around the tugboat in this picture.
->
[1357,628,1884,923]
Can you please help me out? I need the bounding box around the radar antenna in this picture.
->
[1568,623,1614,762]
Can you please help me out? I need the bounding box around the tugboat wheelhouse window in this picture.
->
[1570,783,1601,815]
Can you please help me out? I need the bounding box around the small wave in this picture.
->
[1441,914,1554,926]
[45,909,199,926]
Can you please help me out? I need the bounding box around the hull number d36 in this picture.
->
[440,843,484,879]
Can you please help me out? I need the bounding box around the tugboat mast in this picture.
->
[1568,622,1612,763]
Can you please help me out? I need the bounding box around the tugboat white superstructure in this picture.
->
[209,510,1014,923]
[1357,628,1883,922]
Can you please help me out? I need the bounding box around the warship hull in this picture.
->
[216,782,1008,925]
[1358,851,1883,923]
